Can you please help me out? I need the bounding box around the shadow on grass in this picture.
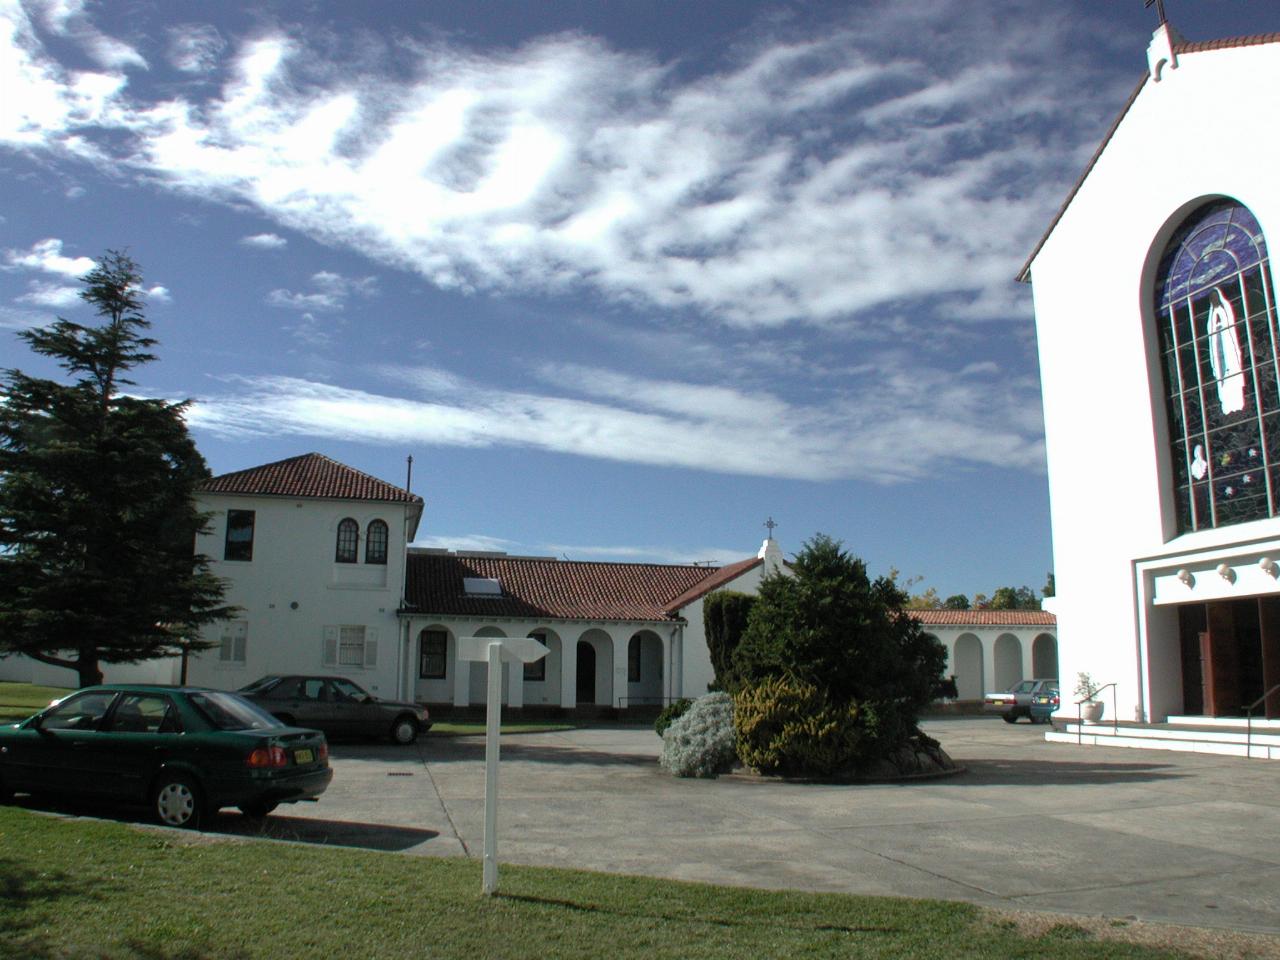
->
[495,892,901,935]
[0,858,99,955]
[6,796,441,854]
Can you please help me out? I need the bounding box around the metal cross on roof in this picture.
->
[1145,0,1168,26]
[764,517,777,538]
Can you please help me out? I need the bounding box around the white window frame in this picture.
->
[322,625,378,669]
[219,620,248,663]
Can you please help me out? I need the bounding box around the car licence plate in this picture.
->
[294,748,314,764]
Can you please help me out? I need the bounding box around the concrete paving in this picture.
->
[209,716,1280,935]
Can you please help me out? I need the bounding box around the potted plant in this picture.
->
[1075,672,1104,723]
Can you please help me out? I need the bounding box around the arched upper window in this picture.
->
[365,519,388,565]
[335,518,359,563]
[1155,199,1280,533]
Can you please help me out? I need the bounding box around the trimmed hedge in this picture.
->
[733,675,864,776]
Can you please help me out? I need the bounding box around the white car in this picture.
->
[983,679,1057,723]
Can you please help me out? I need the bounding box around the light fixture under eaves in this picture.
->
[1176,568,1193,587]
[1217,562,1236,583]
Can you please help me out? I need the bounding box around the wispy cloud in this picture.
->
[267,270,376,312]
[0,0,1120,330]
[240,232,287,250]
[167,23,224,74]
[188,360,1044,483]
[16,280,80,307]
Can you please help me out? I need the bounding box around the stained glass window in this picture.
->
[1156,200,1280,532]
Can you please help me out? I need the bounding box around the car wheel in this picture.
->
[1001,712,1018,724]
[153,774,205,829]
[274,713,296,727]
[239,799,279,819]
[390,716,418,745]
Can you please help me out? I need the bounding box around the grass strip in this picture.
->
[0,682,69,721]
[0,806,1200,960]
[429,721,577,736]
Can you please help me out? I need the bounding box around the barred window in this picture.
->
[419,630,447,679]
[365,519,388,565]
[335,518,358,563]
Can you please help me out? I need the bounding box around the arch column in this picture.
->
[560,635,578,709]
[611,628,629,710]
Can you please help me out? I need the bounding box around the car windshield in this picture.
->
[238,676,283,696]
[188,691,282,731]
[331,678,369,701]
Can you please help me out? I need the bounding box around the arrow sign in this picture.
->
[456,637,549,895]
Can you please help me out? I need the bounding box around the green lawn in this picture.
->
[429,720,577,736]
[0,806,1206,960]
[0,681,69,721]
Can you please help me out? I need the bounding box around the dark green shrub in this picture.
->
[703,591,756,690]
[654,698,693,737]
[733,676,865,776]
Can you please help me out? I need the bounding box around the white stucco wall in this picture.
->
[183,492,416,698]
[1027,34,1280,720]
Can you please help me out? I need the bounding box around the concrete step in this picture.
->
[1046,720,1280,759]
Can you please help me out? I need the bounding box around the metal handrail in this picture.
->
[1072,682,1118,743]
[1244,682,1280,759]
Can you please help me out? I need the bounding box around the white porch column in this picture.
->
[560,635,578,709]
[508,660,524,708]
[671,627,683,699]
[611,629,630,711]
[981,632,998,694]
[1021,629,1035,679]
[453,644,470,707]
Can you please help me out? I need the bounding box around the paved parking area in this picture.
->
[208,716,1280,935]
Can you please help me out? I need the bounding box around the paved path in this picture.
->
[213,716,1280,935]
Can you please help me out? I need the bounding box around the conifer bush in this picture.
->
[653,698,693,737]
[659,692,737,778]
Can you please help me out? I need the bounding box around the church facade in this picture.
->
[1021,24,1280,722]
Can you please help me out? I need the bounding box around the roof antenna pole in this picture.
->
[1144,0,1167,26]
[406,454,414,493]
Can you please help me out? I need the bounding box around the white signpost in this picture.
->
[456,635,549,895]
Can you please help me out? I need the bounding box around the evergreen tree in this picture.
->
[732,534,946,739]
[703,590,756,689]
[0,252,232,687]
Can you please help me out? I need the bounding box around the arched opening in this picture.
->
[523,629,561,707]
[576,641,596,704]
[1032,633,1059,680]
[627,630,664,707]
[993,634,1023,691]
[953,634,984,701]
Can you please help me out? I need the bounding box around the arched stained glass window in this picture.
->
[335,518,358,563]
[365,519,388,565]
[1155,200,1280,532]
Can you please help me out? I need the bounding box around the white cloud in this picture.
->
[16,279,80,307]
[240,232,287,249]
[188,358,1044,483]
[146,284,171,303]
[0,0,1123,330]
[410,534,520,554]
[4,237,94,277]
[267,270,377,313]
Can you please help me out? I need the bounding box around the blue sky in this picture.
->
[4,0,1280,597]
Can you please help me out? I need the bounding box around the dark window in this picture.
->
[419,630,447,679]
[335,518,358,563]
[523,632,547,682]
[38,691,116,731]
[1156,200,1280,532]
[628,635,642,683]
[224,510,255,561]
[366,519,388,565]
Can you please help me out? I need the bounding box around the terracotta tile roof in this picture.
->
[1019,32,1280,284]
[404,553,750,622]
[909,609,1056,626]
[662,556,763,613]
[200,453,422,504]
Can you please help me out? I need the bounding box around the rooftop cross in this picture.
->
[764,517,777,539]
[1144,0,1168,26]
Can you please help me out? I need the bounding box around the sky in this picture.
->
[4,0,1280,599]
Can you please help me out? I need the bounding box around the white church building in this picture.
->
[1021,20,1280,743]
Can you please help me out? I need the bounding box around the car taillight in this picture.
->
[247,745,288,768]
[318,741,329,763]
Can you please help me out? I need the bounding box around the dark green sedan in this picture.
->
[0,684,332,828]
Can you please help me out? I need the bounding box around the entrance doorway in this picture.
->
[576,641,596,705]
[1178,599,1280,718]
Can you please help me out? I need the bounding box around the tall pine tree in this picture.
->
[0,252,232,687]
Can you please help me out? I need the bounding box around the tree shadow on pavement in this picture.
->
[952,757,1181,786]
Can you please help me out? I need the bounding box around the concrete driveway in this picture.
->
[210,716,1280,935]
